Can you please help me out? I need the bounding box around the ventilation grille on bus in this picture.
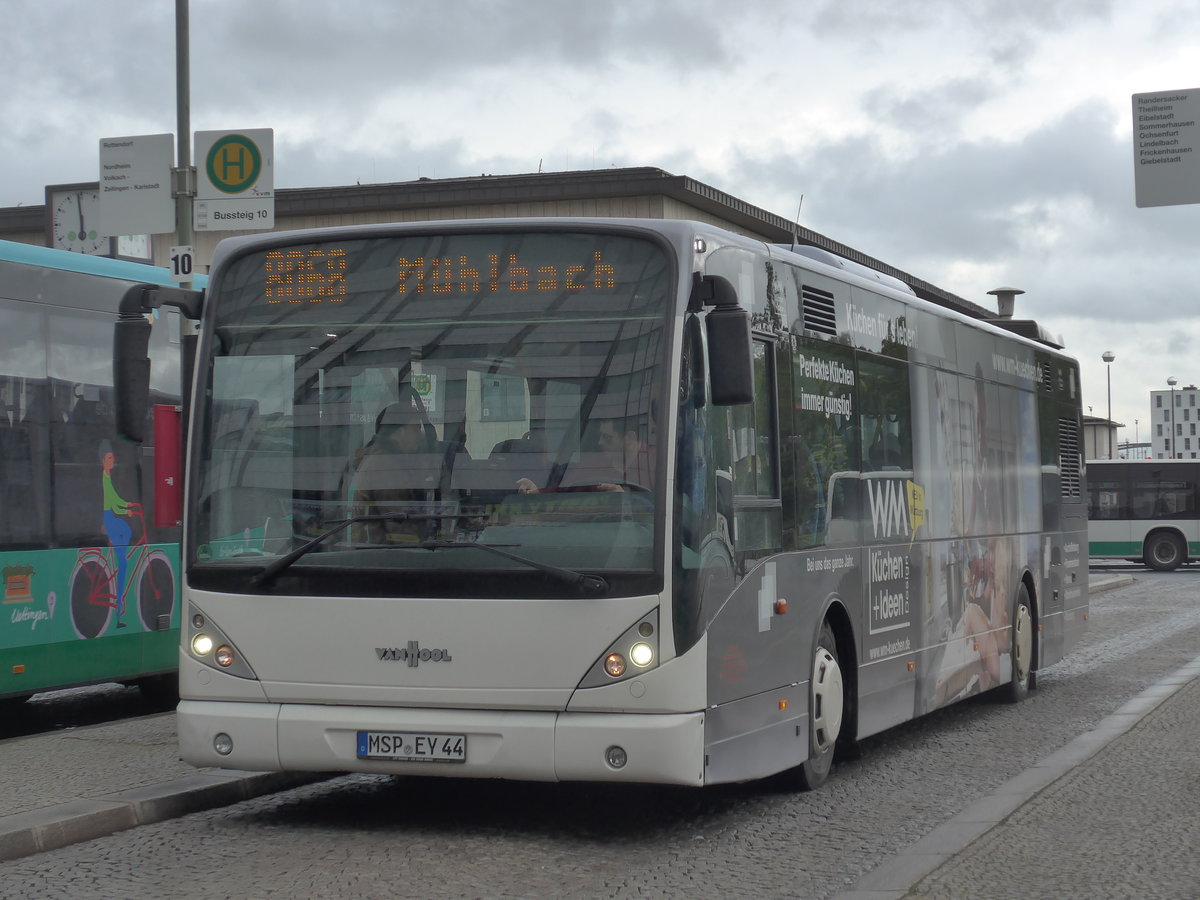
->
[801,285,837,336]
[1040,363,1055,393]
[1059,417,1081,498]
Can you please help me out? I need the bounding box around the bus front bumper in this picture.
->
[177,700,706,786]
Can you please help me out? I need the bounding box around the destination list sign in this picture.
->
[1132,88,1200,208]
[97,133,175,235]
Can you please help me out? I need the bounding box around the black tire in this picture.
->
[1001,584,1034,704]
[0,695,30,716]
[1145,532,1185,572]
[137,672,179,707]
[796,622,845,791]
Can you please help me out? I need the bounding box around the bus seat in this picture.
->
[489,434,544,457]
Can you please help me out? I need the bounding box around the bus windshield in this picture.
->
[190,230,672,596]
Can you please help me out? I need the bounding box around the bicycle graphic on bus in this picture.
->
[68,440,176,640]
[69,502,176,639]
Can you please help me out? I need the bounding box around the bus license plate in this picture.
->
[356,731,467,763]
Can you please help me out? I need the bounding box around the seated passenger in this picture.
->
[517,416,652,494]
[352,400,452,543]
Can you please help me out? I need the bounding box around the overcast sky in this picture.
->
[3,0,1198,448]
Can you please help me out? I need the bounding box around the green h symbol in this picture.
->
[207,134,262,194]
[217,145,247,181]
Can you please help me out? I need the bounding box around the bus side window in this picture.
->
[859,355,912,473]
[1088,481,1123,520]
[729,340,782,565]
[790,337,858,548]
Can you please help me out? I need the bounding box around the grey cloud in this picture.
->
[861,78,1001,133]
[192,0,731,101]
[0,4,171,110]
[277,134,478,188]
[811,0,1114,68]
[733,102,1139,259]
[720,100,1197,326]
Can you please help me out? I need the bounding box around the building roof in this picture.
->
[1,166,992,317]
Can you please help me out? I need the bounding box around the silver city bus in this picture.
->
[114,218,1088,788]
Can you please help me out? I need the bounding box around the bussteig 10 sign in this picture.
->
[194,129,274,231]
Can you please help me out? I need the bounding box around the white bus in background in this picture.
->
[1087,459,1199,571]
[114,217,1088,789]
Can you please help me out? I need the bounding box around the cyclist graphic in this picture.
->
[99,440,132,627]
[68,440,176,641]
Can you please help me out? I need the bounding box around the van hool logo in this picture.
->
[375,640,452,667]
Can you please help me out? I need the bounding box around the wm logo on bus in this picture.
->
[866,478,926,543]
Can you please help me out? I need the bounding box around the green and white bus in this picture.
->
[1087,459,1200,571]
[0,240,189,705]
[115,218,1088,788]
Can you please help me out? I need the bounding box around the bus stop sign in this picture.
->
[194,129,275,230]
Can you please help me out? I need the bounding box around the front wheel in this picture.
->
[1001,584,1034,703]
[1145,532,1185,572]
[796,622,845,790]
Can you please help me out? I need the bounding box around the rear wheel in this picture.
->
[1145,532,1185,572]
[1001,584,1034,703]
[796,622,844,790]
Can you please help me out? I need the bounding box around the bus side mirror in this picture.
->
[697,274,753,406]
[114,312,151,443]
[112,282,204,444]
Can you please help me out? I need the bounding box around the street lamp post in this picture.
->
[1102,351,1115,458]
[1168,376,1178,458]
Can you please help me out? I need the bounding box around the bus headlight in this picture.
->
[186,603,257,680]
[579,610,660,688]
[192,634,214,657]
[630,642,654,668]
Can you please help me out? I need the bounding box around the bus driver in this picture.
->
[352,398,451,543]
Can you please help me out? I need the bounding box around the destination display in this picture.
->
[212,232,667,324]
[262,247,618,303]
[264,248,348,302]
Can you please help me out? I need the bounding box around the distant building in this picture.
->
[1150,384,1200,459]
[1084,415,1124,460]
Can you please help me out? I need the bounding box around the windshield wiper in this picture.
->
[250,513,449,589]
[413,540,608,595]
[248,516,607,595]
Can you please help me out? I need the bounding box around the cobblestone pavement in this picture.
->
[836,643,1200,899]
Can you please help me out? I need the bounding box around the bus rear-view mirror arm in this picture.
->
[113,283,205,443]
